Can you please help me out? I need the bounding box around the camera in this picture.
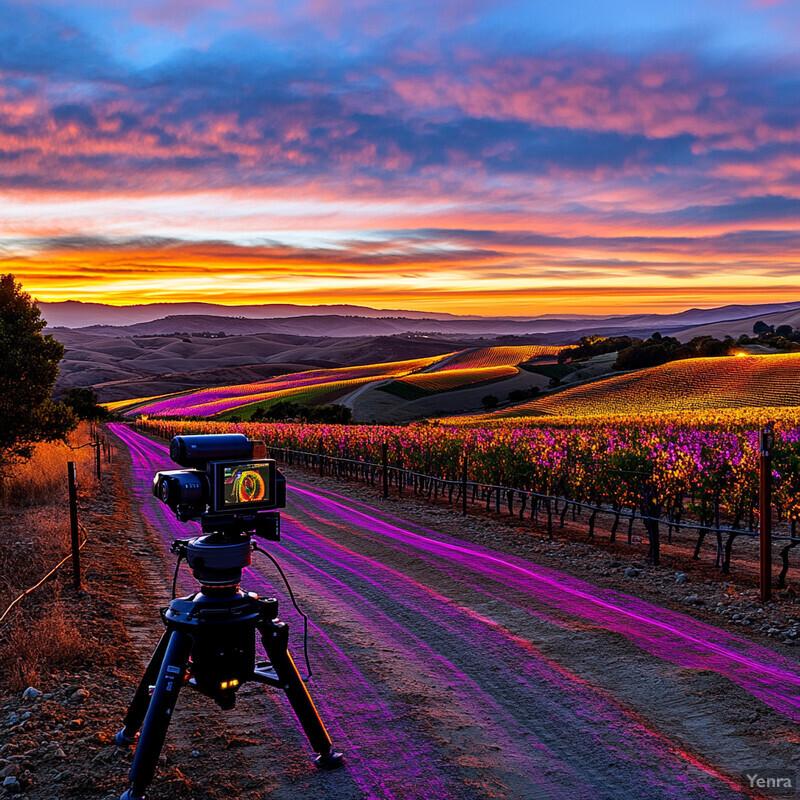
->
[153,434,285,536]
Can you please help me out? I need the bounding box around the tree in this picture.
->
[776,324,794,337]
[481,394,498,409]
[0,275,76,466]
[557,334,635,363]
[63,387,109,421]
[753,320,774,336]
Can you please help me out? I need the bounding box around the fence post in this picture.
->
[382,443,389,498]
[760,423,775,603]
[94,442,101,480]
[462,457,468,516]
[67,461,81,592]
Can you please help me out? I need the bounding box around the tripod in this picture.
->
[115,529,343,800]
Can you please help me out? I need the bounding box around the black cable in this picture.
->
[252,543,313,680]
[171,554,185,599]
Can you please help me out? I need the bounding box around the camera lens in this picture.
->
[159,479,171,504]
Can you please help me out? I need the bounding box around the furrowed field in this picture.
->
[394,365,519,393]
[134,408,800,534]
[434,345,560,370]
[109,345,560,418]
[111,355,451,417]
[489,353,800,418]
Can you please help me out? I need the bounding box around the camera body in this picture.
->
[153,434,285,537]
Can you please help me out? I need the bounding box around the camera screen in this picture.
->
[221,462,273,508]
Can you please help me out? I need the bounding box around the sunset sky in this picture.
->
[1,0,799,315]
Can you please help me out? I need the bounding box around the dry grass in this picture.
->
[2,603,94,690]
[0,423,101,690]
[0,424,99,507]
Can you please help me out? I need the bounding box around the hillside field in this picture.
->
[112,355,453,417]
[433,345,560,371]
[481,352,800,419]
[112,345,560,419]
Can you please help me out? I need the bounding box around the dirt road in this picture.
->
[109,424,800,800]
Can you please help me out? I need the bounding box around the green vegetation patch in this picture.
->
[228,401,353,424]
[559,332,742,372]
[377,381,433,400]
[216,381,352,420]
[519,363,573,380]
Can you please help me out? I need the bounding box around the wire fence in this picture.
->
[0,426,111,630]
[0,524,90,628]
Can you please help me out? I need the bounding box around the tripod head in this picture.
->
[166,515,283,705]
[172,510,282,589]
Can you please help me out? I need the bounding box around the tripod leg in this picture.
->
[258,620,343,769]
[115,632,170,745]
[121,629,193,800]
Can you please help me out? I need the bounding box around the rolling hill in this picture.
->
[679,309,800,340]
[53,330,464,398]
[482,353,800,418]
[113,354,454,417]
[432,345,560,371]
[109,344,563,421]
[393,365,519,394]
[40,298,800,332]
[353,345,559,420]
[381,345,560,398]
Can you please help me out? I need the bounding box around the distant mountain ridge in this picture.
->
[38,299,800,334]
[36,300,465,328]
[60,313,633,338]
[40,301,800,344]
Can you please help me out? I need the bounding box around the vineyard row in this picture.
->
[132,418,800,583]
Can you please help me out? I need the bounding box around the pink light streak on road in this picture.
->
[285,484,800,723]
[109,423,793,799]
[110,424,456,799]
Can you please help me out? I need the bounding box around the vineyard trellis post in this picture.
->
[382,443,389,499]
[643,482,660,566]
[67,461,82,592]
[759,422,775,603]
[462,455,468,516]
